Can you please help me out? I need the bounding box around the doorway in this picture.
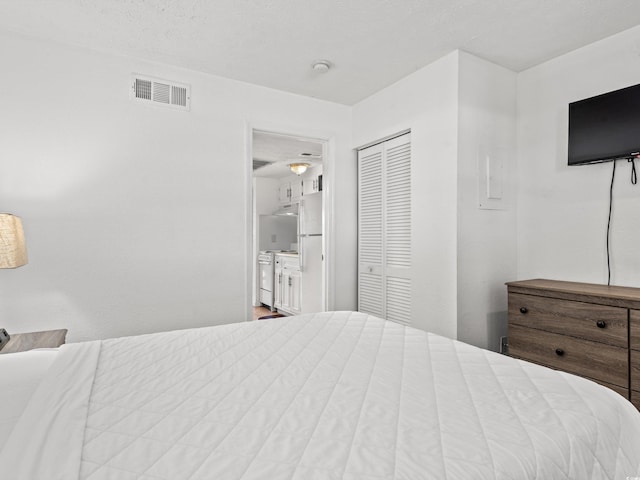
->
[249,129,328,319]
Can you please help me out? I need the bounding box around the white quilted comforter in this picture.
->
[3,311,640,479]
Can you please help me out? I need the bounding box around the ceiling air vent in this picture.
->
[253,159,272,170]
[131,75,191,111]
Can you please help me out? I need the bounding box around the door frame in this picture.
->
[245,122,335,321]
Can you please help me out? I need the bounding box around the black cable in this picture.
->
[629,157,637,185]
[605,157,639,286]
[606,159,616,286]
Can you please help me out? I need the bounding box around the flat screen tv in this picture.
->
[568,83,640,165]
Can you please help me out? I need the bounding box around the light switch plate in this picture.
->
[478,146,508,210]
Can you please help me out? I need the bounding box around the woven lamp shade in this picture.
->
[0,214,27,269]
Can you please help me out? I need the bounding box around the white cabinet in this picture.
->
[282,268,301,314]
[274,255,283,309]
[274,254,301,315]
[279,167,322,204]
[279,183,291,204]
[279,176,303,205]
[302,166,323,196]
[290,179,302,203]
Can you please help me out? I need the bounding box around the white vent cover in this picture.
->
[131,75,191,111]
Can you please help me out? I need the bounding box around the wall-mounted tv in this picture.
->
[568,83,640,165]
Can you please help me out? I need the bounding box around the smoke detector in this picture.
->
[312,60,331,73]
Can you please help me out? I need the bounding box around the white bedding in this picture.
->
[2,311,640,479]
[0,348,59,450]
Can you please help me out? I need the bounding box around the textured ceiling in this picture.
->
[252,131,323,179]
[1,1,640,104]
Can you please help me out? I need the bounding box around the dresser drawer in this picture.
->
[631,310,640,351]
[508,292,628,347]
[600,382,629,400]
[631,312,640,409]
[632,350,640,392]
[509,324,628,388]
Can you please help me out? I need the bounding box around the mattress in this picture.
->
[2,311,640,479]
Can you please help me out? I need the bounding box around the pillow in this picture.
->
[0,349,59,451]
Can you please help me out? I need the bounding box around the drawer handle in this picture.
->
[555,348,565,357]
[596,320,607,329]
[519,307,528,314]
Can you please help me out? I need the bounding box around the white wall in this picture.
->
[354,25,640,349]
[353,51,518,349]
[254,177,281,217]
[353,52,460,338]
[7,20,636,349]
[457,52,517,351]
[0,30,354,342]
[517,25,640,286]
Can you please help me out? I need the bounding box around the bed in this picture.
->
[2,311,640,479]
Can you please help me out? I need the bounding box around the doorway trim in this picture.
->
[245,122,335,321]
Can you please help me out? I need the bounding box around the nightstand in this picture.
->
[0,329,67,354]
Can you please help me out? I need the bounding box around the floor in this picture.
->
[252,306,273,320]
[252,306,288,320]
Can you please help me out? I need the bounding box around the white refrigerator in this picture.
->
[298,193,323,313]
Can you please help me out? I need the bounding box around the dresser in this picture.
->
[506,279,640,409]
[631,310,640,409]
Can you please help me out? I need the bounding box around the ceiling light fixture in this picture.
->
[312,60,331,73]
[289,163,310,175]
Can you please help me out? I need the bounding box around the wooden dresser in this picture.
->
[632,311,640,409]
[506,279,640,409]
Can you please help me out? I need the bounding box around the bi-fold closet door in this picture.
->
[358,132,412,326]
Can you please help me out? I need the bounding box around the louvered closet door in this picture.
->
[358,133,412,326]
[358,143,384,317]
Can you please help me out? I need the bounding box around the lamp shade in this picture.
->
[289,162,310,175]
[0,214,27,268]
